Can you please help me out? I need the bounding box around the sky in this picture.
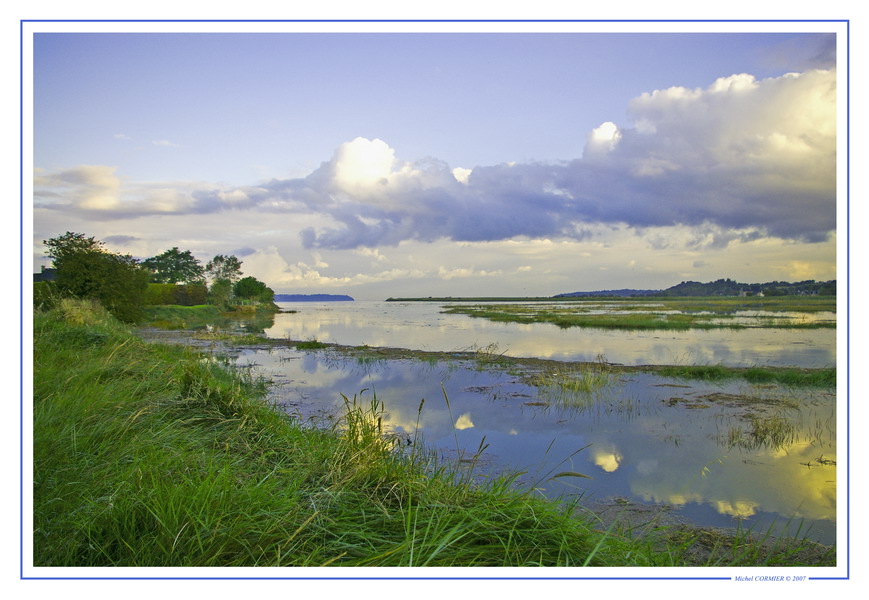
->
[30,26,840,300]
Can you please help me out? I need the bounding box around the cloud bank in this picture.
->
[35,69,836,249]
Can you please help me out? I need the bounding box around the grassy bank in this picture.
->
[33,300,833,567]
[142,303,278,331]
[142,304,221,329]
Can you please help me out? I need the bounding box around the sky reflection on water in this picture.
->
[264,301,836,368]
[234,345,837,545]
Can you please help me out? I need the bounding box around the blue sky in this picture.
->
[31,26,840,299]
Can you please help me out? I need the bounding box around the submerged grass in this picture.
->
[33,300,833,567]
[530,355,615,406]
[725,415,800,451]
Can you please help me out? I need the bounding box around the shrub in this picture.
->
[44,232,149,323]
[54,250,149,323]
[144,283,208,306]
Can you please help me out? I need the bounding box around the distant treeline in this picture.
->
[556,278,836,298]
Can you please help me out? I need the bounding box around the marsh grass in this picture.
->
[656,364,835,388]
[663,519,835,566]
[294,338,330,350]
[530,356,614,406]
[191,328,269,345]
[33,300,833,567]
[725,415,799,451]
[443,297,835,331]
[457,341,512,370]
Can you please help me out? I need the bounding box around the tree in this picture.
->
[205,254,243,284]
[233,276,274,303]
[208,278,233,309]
[44,232,149,322]
[142,247,204,284]
[44,231,104,262]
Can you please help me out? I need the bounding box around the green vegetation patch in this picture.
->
[654,365,836,388]
[143,304,222,329]
[443,298,835,331]
[529,357,615,406]
[294,338,330,350]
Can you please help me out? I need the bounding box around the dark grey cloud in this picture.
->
[103,234,139,245]
[232,246,258,257]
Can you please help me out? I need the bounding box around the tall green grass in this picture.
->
[32,300,833,567]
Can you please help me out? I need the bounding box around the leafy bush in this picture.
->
[44,232,149,323]
[174,283,207,306]
[54,250,149,323]
[144,283,176,306]
[144,283,208,306]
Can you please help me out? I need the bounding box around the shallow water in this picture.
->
[264,301,836,368]
[232,345,837,545]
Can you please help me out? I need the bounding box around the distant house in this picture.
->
[34,267,57,282]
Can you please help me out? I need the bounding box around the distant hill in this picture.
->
[557,278,836,298]
[274,294,354,302]
[554,288,661,298]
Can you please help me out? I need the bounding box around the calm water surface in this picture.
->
[264,301,836,368]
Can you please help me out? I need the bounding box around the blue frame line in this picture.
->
[811,16,852,584]
[19,16,25,585]
[19,17,849,582]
